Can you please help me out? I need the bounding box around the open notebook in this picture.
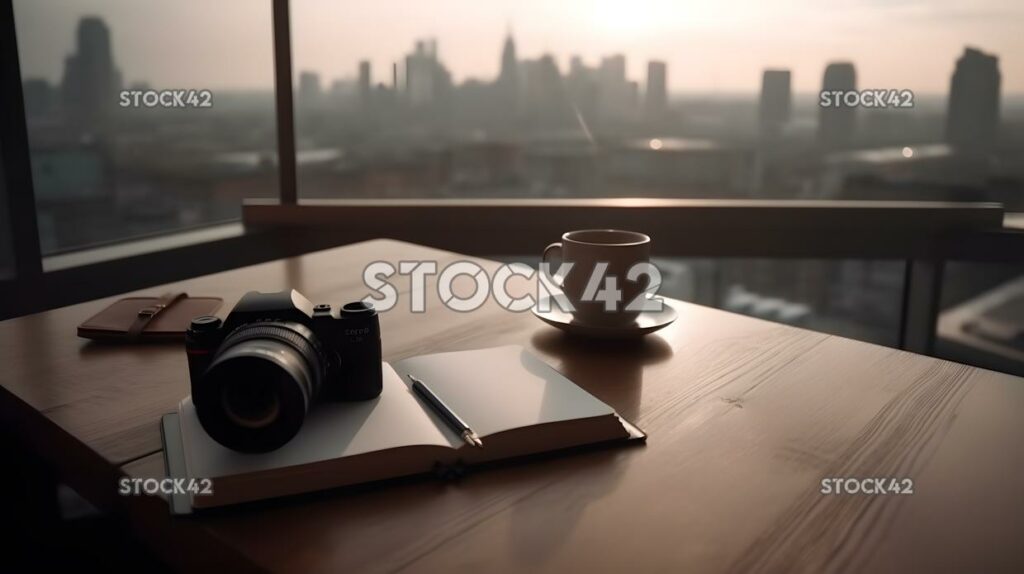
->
[161,345,644,513]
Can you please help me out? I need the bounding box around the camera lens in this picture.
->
[194,322,325,453]
[219,360,283,429]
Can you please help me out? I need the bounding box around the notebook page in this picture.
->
[392,345,616,438]
[180,362,453,480]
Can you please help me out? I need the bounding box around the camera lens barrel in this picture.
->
[187,291,385,453]
[193,321,325,453]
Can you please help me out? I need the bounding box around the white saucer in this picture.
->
[531,296,678,339]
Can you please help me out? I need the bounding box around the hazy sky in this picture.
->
[13,0,1024,94]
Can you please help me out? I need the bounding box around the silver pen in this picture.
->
[408,375,483,448]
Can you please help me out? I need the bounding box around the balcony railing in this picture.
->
[241,197,1020,355]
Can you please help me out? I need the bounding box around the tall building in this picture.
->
[565,56,598,125]
[818,62,857,150]
[405,39,451,108]
[358,60,372,107]
[22,79,55,119]
[520,55,572,127]
[600,54,627,82]
[946,47,1001,152]
[495,32,519,114]
[569,56,587,78]
[645,61,667,119]
[298,71,322,104]
[497,32,518,88]
[759,69,791,138]
[61,17,122,132]
[598,54,632,121]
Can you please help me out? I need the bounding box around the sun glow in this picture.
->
[587,0,670,36]
[585,0,746,36]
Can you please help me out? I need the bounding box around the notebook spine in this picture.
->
[431,460,469,481]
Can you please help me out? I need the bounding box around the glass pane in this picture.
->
[14,1,277,254]
[667,258,905,347]
[937,262,1024,377]
[293,1,1023,204]
[492,255,905,347]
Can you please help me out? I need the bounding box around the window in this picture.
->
[291,1,1023,207]
[5,1,1022,379]
[494,255,906,347]
[678,258,906,347]
[938,261,1024,377]
[13,0,278,254]
[284,0,1021,361]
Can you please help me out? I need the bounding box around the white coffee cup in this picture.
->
[542,229,651,326]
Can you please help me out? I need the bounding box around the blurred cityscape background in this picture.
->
[11,1,1024,349]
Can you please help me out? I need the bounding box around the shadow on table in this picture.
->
[530,329,673,424]
[506,329,671,567]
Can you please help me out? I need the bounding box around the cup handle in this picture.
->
[541,242,563,286]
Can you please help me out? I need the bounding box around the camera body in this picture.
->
[186,289,382,453]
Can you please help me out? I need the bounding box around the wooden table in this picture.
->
[2,239,1023,573]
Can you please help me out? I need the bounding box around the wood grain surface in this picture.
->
[1,239,1022,573]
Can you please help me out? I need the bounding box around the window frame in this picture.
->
[1,0,43,283]
[0,0,304,319]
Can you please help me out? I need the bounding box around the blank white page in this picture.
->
[392,345,615,438]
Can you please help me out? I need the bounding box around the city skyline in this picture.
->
[23,13,1010,155]
[12,0,1024,95]
[18,11,1024,265]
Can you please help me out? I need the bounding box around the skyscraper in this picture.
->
[565,56,598,125]
[520,55,573,127]
[298,71,322,104]
[759,69,791,138]
[628,80,640,111]
[61,17,122,132]
[598,54,632,121]
[405,39,451,108]
[22,79,55,119]
[498,32,518,88]
[818,62,857,150]
[358,60,372,108]
[946,47,1001,152]
[645,61,667,119]
[495,32,519,114]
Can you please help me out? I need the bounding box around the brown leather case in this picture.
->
[77,292,223,342]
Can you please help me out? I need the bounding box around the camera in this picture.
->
[185,290,382,453]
